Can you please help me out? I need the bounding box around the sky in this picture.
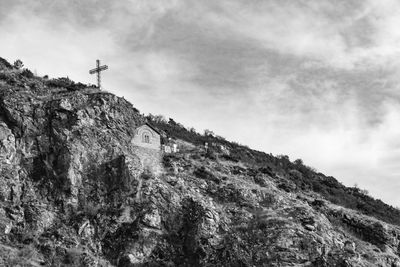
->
[1,0,400,206]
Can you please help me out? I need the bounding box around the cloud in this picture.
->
[182,0,400,70]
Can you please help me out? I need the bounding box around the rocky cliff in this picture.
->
[1,58,400,266]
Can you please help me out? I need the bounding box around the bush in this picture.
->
[46,77,87,91]
[0,57,12,69]
[193,166,220,183]
[289,169,302,179]
[20,69,34,78]
[13,59,24,69]
[205,149,217,160]
[294,159,303,165]
[0,72,17,85]
[220,154,239,162]
[277,180,296,192]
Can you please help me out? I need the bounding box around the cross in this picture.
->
[89,59,108,89]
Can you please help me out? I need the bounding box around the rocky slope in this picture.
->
[1,58,400,266]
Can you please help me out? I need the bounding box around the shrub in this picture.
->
[220,154,239,162]
[277,180,297,192]
[294,159,303,165]
[289,169,303,179]
[193,166,220,183]
[0,57,12,69]
[13,59,24,69]
[0,72,17,85]
[163,154,182,168]
[46,77,87,91]
[20,68,34,78]
[205,149,217,160]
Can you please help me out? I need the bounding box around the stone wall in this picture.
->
[131,146,162,175]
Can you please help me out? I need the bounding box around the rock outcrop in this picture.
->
[1,58,400,266]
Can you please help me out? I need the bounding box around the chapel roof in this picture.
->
[142,122,161,135]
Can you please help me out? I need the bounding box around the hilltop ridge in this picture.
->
[1,57,400,266]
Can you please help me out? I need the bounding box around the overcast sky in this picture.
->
[2,0,400,206]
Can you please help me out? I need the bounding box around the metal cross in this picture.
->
[89,59,108,89]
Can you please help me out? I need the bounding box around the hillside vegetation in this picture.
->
[147,115,400,226]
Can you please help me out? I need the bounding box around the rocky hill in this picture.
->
[1,57,400,266]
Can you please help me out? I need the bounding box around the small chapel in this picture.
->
[131,123,162,173]
[131,123,161,150]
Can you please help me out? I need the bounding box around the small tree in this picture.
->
[13,59,24,69]
[294,159,303,165]
[154,115,167,123]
